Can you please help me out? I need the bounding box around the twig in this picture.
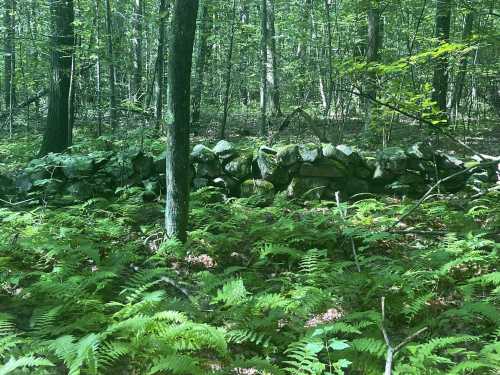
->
[340,88,486,160]
[380,296,428,375]
[0,198,36,206]
[392,160,499,228]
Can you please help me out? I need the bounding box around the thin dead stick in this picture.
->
[392,160,499,228]
[0,198,36,206]
[380,296,428,375]
[339,88,486,160]
[335,191,361,272]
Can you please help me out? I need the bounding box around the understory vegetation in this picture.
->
[1,138,499,375]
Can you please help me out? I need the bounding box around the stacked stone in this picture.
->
[1,141,496,204]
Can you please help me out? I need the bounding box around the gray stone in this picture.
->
[213,140,237,161]
[344,177,371,197]
[194,159,222,178]
[259,145,278,155]
[213,176,240,196]
[322,143,337,159]
[299,159,348,178]
[191,144,217,162]
[287,177,333,200]
[299,143,322,163]
[374,147,408,181]
[192,177,210,190]
[241,179,275,205]
[224,154,252,181]
[277,144,300,167]
[61,156,95,179]
[335,144,365,166]
[64,181,94,200]
[256,151,289,186]
[406,142,433,161]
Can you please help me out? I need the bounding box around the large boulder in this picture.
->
[436,152,467,192]
[299,143,322,163]
[191,144,217,163]
[61,155,95,179]
[277,144,300,167]
[194,159,222,179]
[373,147,408,181]
[255,148,289,187]
[287,177,333,200]
[299,159,348,179]
[213,140,238,162]
[132,152,154,180]
[213,176,240,196]
[224,154,253,181]
[241,179,275,206]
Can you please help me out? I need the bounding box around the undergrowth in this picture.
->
[0,185,499,374]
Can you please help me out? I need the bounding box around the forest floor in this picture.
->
[0,123,499,374]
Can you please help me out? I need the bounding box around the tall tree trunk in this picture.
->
[260,0,268,135]
[450,11,474,118]
[95,0,103,136]
[265,0,281,116]
[324,0,334,119]
[4,0,16,111]
[191,0,210,133]
[165,0,198,242]
[105,0,117,130]
[364,2,382,135]
[155,0,168,131]
[431,0,452,125]
[219,0,237,140]
[39,0,75,156]
[132,0,144,102]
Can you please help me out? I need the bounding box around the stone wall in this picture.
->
[0,141,497,204]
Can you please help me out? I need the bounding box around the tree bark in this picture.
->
[191,0,210,132]
[132,0,144,102]
[219,0,237,140]
[165,0,198,242]
[431,0,452,125]
[260,0,268,135]
[265,0,281,116]
[155,0,169,131]
[95,0,103,136]
[105,0,118,130]
[39,0,75,156]
[450,11,474,117]
[364,2,382,134]
[3,0,16,110]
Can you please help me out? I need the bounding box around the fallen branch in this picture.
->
[340,88,486,160]
[380,296,428,375]
[392,160,499,228]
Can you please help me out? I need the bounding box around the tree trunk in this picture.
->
[39,0,75,156]
[191,0,210,132]
[95,0,103,136]
[219,0,237,140]
[105,0,118,130]
[155,0,168,131]
[431,0,452,125]
[364,2,382,135]
[450,11,474,118]
[132,0,144,102]
[165,0,198,242]
[265,0,281,116]
[260,0,268,135]
[4,0,16,111]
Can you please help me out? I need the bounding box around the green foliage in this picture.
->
[1,176,499,373]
